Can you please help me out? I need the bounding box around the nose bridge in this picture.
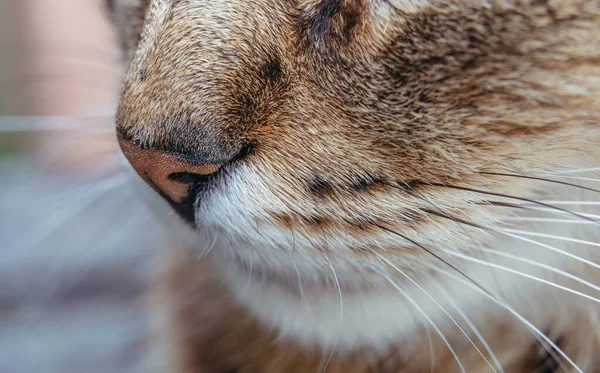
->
[115,27,242,165]
[116,1,200,136]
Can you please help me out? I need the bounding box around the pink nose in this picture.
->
[118,137,222,204]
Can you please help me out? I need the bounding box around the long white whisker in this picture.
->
[550,167,600,174]
[501,228,600,248]
[433,279,505,373]
[319,342,337,373]
[505,205,600,220]
[374,252,498,373]
[292,257,306,311]
[429,211,600,270]
[477,247,600,293]
[288,223,306,311]
[425,264,584,373]
[321,253,340,373]
[500,217,597,224]
[326,256,343,327]
[536,201,600,206]
[539,174,600,184]
[379,272,467,373]
[423,321,436,373]
[445,250,600,304]
[492,228,600,270]
[199,233,219,259]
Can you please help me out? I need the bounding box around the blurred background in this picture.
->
[0,1,162,372]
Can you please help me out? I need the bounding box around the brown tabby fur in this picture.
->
[109,0,600,372]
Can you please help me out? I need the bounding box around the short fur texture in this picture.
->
[109,0,600,372]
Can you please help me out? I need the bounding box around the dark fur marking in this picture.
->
[350,174,386,192]
[305,215,328,227]
[309,176,335,198]
[263,56,283,84]
[225,53,289,133]
[395,180,425,191]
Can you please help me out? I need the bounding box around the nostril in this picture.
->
[168,171,215,185]
[118,136,254,225]
[234,143,256,161]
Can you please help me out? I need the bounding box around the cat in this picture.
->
[107,0,600,371]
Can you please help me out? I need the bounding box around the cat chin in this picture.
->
[221,262,432,351]
[215,233,596,355]
[205,191,600,355]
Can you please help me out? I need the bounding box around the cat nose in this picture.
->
[118,137,222,222]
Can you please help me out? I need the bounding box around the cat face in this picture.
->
[111,0,600,288]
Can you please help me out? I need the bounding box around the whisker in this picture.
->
[326,255,344,327]
[480,172,600,195]
[287,219,306,310]
[199,233,219,259]
[426,183,600,226]
[534,201,600,205]
[501,228,600,248]
[551,167,600,174]
[373,207,582,371]
[379,272,466,373]
[320,256,340,373]
[374,252,499,373]
[433,278,505,373]
[487,202,600,220]
[500,217,597,224]
[291,257,306,311]
[477,247,600,293]
[373,223,477,288]
[536,173,600,184]
[445,251,600,304]
[425,264,584,373]
[425,210,600,270]
[319,342,337,373]
[423,321,436,373]
[371,212,584,372]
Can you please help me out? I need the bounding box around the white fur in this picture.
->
[183,163,600,352]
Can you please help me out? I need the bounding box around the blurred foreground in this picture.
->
[0,116,162,373]
[0,2,163,372]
